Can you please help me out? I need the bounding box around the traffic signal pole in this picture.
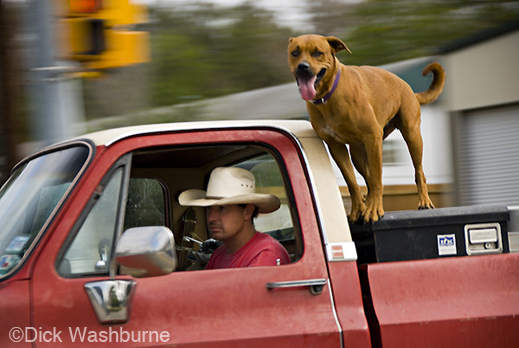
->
[25,0,85,149]
[22,0,148,151]
[0,0,19,184]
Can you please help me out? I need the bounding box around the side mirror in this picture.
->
[115,226,177,278]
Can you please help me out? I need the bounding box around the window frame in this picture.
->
[56,153,132,278]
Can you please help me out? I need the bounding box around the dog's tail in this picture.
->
[415,62,446,105]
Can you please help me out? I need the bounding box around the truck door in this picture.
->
[31,128,343,347]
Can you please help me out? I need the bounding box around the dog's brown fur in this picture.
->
[288,34,446,223]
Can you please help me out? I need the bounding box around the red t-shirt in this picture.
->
[205,232,290,269]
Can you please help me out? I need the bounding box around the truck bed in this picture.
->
[349,204,519,348]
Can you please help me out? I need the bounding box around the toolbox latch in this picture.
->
[464,222,503,255]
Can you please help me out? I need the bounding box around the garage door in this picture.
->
[457,104,519,206]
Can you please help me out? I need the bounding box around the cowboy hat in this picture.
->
[178,167,280,213]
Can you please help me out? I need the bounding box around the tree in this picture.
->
[82,0,519,119]
[147,3,295,107]
[310,0,519,66]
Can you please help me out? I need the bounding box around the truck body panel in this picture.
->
[366,253,519,347]
[0,281,31,347]
[0,120,516,347]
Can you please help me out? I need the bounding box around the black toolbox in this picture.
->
[350,204,510,264]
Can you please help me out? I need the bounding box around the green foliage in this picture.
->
[142,1,518,109]
[147,3,295,107]
[311,0,519,66]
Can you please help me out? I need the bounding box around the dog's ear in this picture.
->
[326,36,352,54]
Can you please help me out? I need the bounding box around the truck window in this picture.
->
[0,145,90,279]
[57,142,301,276]
[237,155,295,247]
[123,178,168,231]
[58,175,168,277]
[170,146,301,268]
[58,168,124,276]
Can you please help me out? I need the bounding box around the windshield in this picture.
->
[0,144,91,279]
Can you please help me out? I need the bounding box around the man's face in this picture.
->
[206,204,253,242]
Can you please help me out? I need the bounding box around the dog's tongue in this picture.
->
[298,77,317,101]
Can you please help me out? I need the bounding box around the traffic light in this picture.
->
[54,0,149,70]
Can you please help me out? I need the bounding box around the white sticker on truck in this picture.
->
[437,234,457,255]
[326,242,357,261]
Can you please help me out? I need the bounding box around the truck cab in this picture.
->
[0,120,517,347]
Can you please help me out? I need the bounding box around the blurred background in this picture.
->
[1,0,518,210]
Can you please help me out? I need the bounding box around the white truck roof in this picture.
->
[74,120,318,147]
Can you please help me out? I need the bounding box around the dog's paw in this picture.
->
[362,200,385,224]
[362,210,384,224]
[348,209,364,224]
[418,198,435,210]
[348,200,367,224]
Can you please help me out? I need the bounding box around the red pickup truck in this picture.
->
[1,120,517,347]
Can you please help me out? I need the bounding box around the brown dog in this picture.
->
[288,34,445,223]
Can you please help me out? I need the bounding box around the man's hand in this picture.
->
[187,239,222,265]
[200,239,222,253]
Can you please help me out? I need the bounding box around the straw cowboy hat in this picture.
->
[178,167,280,213]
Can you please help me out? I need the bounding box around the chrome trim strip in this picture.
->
[265,278,327,289]
[327,279,345,348]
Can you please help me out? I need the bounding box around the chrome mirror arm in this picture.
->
[84,279,137,324]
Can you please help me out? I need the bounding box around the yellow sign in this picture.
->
[54,0,149,71]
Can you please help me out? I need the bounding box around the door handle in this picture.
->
[266,278,327,295]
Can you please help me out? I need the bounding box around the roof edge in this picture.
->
[438,18,519,54]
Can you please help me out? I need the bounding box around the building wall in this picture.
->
[442,28,519,207]
[443,30,519,111]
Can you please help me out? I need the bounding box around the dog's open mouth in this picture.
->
[297,68,326,101]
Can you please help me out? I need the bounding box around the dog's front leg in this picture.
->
[326,140,366,223]
[362,137,385,223]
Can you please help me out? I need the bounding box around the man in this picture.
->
[179,167,290,269]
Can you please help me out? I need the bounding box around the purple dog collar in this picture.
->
[312,69,341,105]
